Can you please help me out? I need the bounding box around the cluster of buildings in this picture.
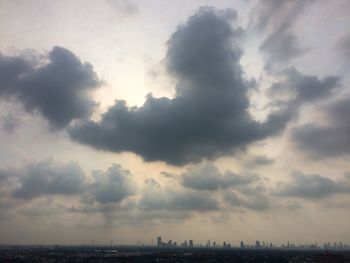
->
[156,236,350,251]
[157,236,194,248]
[240,240,273,249]
[157,236,234,249]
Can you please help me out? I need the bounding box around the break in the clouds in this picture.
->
[292,96,350,158]
[69,8,292,166]
[0,47,100,129]
[251,0,311,69]
[275,171,350,199]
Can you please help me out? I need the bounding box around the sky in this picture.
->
[0,0,350,246]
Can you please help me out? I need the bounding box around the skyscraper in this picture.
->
[240,241,245,249]
[256,240,260,248]
[157,236,162,248]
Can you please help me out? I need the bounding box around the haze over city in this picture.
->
[0,0,350,247]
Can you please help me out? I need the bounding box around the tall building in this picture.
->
[189,240,193,248]
[240,241,245,249]
[256,240,260,248]
[157,236,162,248]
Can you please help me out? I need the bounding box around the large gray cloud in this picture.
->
[86,164,135,204]
[11,159,85,199]
[0,47,100,129]
[7,159,135,203]
[268,67,340,106]
[250,0,312,69]
[0,160,136,222]
[69,7,292,166]
[139,178,219,211]
[179,163,270,211]
[291,96,350,158]
[275,171,350,199]
[181,163,258,191]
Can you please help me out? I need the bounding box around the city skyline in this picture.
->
[1,0,350,245]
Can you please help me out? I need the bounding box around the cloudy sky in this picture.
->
[1,0,350,246]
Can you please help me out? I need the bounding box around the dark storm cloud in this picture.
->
[250,0,312,69]
[86,164,135,204]
[181,163,258,191]
[140,178,219,211]
[268,67,340,105]
[69,7,292,166]
[0,47,100,129]
[275,171,350,199]
[11,159,85,199]
[291,96,350,158]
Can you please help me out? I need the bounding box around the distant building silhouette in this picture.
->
[255,240,260,248]
[240,241,245,249]
[157,236,178,248]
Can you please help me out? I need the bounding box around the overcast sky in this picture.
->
[1,0,350,246]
